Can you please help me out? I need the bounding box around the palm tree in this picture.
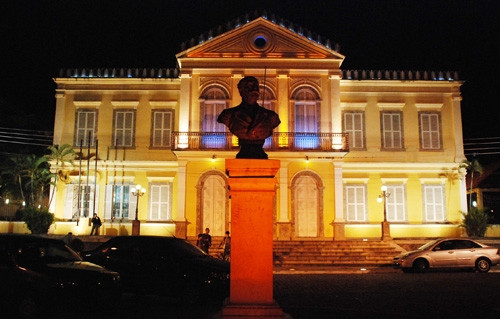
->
[22,154,51,207]
[461,158,483,210]
[45,144,75,181]
[45,144,76,207]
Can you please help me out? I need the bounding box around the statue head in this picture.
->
[238,76,260,105]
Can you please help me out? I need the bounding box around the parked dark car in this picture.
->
[0,234,121,318]
[393,238,500,273]
[81,236,230,303]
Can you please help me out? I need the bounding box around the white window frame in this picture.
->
[343,111,365,149]
[419,112,442,150]
[202,100,227,132]
[149,183,172,221]
[344,184,367,222]
[151,110,174,148]
[384,184,407,222]
[422,184,446,222]
[381,112,403,149]
[64,184,98,219]
[295,101,318,133]
[75,109,97,147]
[113,110,135,147]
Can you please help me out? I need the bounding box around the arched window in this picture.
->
[292,87,320,148]
[259,85,276,149]
[200,86,230,147]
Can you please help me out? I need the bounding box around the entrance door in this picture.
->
[295,175,318,237]
[202,175,226,236]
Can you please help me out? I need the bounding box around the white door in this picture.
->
[295,175,318,237]
[202,175,226,236]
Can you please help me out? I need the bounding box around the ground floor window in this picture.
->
[385,184,407,222]
[64,184,98,219]
[149,183,172,220]
[422,184,446,222]
[344,184,367,222]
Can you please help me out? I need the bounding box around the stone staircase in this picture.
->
[272,240,404,267]
[77,236,405,268]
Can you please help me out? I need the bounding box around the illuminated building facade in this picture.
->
[50,15,470,240]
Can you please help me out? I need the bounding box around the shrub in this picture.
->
[460,207,489,237]
[20,207,55,234]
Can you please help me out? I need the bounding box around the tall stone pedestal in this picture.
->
[222,159,283,318]
[381,221,391,241]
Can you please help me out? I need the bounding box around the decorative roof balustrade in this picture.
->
[172,132,349,153]
[342,69,459,81]
[57,68,179,78]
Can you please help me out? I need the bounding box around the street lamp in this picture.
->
[377,185,391,240]
[131,184,146,235]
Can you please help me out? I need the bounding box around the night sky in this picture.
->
[1,0,499,140]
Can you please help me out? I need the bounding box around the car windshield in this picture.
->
[171,239,208,258]
[16,240,82,267]
[418,239,440,251]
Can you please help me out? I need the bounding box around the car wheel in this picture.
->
[475,258,491,273]
[413,259,428,273]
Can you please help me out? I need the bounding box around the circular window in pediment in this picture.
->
[248,30,273,53]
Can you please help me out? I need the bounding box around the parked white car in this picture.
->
[393,238,500,273]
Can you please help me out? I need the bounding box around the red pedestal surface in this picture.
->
[222,159,283,318]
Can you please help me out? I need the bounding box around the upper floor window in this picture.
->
[75,109,97,147]
[344,184,367,222]
[113,110,135,147]
[343,111,365,149]
[422,184,446,222]
[151,110,174,148]
[381,111,403,150]
[419,112,442,150]
[293,88,319,133]
[200,86,229,133]
[292,87,320,149]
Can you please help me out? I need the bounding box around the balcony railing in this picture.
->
[172,132,349,152]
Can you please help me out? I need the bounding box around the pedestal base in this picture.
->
[132,220,141,236]
[332,221,346,241]
[222,302,284,319]
[381,221,391,241]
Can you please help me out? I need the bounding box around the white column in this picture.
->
[459,167,468,213]
[333,161,344,222]
[178,74,191,133]
[53,92,66,144]
[279,161,289,222]
[329,74,341,133]
[177,161,187,220]
[451,96,466,162]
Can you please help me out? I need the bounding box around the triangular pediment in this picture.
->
[176,17,344,61]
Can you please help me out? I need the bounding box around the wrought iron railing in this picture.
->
[172,132,349,152]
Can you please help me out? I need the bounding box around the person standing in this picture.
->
[196,227,212,254]
[219,231,231,261]
[90,213,102,235]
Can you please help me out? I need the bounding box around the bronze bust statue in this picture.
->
[217,76,281,159]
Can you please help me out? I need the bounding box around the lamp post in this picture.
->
[377,185,391,240]
[131,184,146,235]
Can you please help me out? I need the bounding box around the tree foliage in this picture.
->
[460,207,490,237]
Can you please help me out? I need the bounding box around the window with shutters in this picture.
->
[343,111,365,149]
[344,184,367,222]
[293,87,320,149]
[75,109,97,147]
[112,185,130,219]
[149,183,172,221]
[419,112,442,150]
[200,86,229,148]
[384,184,407,222]
[113,110,135,147]
[422,184,446,222]
[381,111,404,149]
[64,184,98,219]
[151,110,174,148]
